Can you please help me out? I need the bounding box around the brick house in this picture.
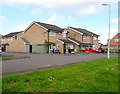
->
[1,21,100,53]
[59,26,99,52]
[109,33,120,51]
[2,22,64,53]
[1,31,23,51]
[110,33,120,46]
[0,34,2,51]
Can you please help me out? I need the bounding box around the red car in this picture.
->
[84,47,101,53]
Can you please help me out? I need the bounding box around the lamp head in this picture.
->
[102,4,108,6]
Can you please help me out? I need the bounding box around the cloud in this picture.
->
[0,16,7,33]
[1,0,118,11]
[45,14,58,24]
[31,8,43,14]
[1,0,118,5]
[98,28,118,44]
[13,24,28,32]
[76,6,96,15]
[111,18,118,24]
[0,16,6,20]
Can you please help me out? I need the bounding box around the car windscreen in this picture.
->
[91,48,97,50]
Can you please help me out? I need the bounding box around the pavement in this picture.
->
[1,52,118,75]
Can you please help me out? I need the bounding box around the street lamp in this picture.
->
[102,4,111,59]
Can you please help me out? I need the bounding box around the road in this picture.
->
[2,52,118,75]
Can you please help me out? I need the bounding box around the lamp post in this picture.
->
[102,4,111,59]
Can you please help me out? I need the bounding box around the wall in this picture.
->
[102,45,120,52]
[66,28,82,41]
[56,40,64,54]
[74,44,80,52]
[6,39,25,52]
[1,37,14,44]
[83,36,93,43]
[24,23,47,45]
[110,34,120,46]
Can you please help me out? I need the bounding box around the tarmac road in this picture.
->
[2,52,118,75]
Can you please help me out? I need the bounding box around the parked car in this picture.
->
[84,47,101,53]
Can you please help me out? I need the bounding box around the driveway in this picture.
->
[2,52,118,75]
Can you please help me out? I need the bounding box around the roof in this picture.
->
[20,37,30,45]
[2,31,23,38]
[57,38,74,44]
[69,27,99,36]
[68,37,82,45]
[36,22,63,32]
[68,37,93,45]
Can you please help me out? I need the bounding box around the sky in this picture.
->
[0,0,119,44]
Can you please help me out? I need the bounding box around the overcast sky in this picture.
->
[0,0,119,44]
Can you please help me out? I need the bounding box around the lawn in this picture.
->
[0,55,14,57]
[2,57,119,92]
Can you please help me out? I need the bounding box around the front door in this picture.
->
[29,45,32,53]
[63,44,66,54]
[67,43,74,53]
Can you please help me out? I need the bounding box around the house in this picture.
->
[110,33,120,46]
[2,21,100,53]
[1,31,23,51]
[0,34,2,51]
[2,21,64,53]
[58,26,99,53]
[109,33,120,51]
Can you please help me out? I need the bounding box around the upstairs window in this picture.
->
[83,36,86,39]
[114,39,119,42]
[62,32,66,37]
[93,37,97,40]
[49,31,56,36]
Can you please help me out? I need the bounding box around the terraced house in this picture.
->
[1,21,99,53]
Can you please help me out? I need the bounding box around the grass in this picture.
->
[2,57,119,92]
[0,55,14,57]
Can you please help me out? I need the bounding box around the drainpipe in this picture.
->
[66,32,70,39]
[47,29,50,53]
[82,35,83,42]
[92,35,93,44]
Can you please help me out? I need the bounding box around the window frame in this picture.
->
[49,31,56,36]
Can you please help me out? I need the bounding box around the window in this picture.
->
[10,37,13,41]
[57,44,60,49]
[114,39,119,42]
[62,32,66,37]
[50,45,56,50]
[8,37,13,41]
[49,31,56,36]
[87,36,89,39]
[83,36,86,39]
[93,37,97,40]
[43,31,46,33]
[8,38,10,41]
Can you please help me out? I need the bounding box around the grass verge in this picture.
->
[1,55,14,57]
[2,57,119,92]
